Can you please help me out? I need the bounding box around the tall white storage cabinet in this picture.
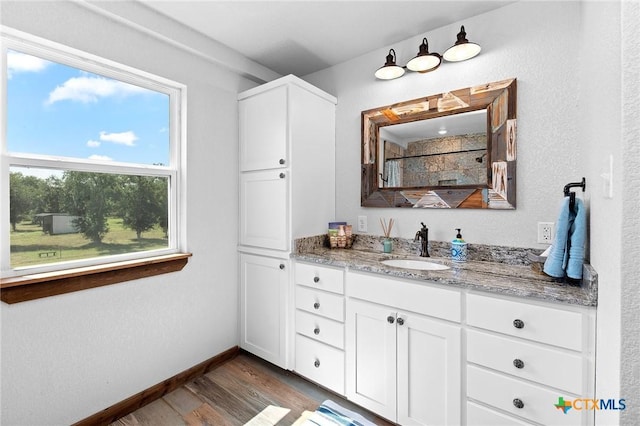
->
[238,75,336,369]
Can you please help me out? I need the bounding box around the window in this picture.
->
[1,28,188,299]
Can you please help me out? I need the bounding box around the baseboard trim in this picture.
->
[73,345,239,426]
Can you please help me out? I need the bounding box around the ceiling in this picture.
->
[138,1,514,77]
[381,109,487,146]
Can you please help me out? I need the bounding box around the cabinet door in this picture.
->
[397,312,461,426]
[240,254,288,368]
[346,299,397,421]
[239,85,287,171]
[240,170,288,250]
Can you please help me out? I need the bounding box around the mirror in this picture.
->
[362,78,517,209]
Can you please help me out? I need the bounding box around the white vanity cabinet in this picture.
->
[293,262,345,394]
[238,75,336,251]
[465,292,596,426]
[240,170,288,251]
[239,253,289,368]
[238,75,336,369]
[239,84,287,172]
[345,271,462,425]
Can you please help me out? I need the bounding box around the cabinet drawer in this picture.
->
[467,293,584,351]
[295,262,344,294]
[467,401,534,426]
[347,271,460,322]
[468,365,587,426]
[296,310,344,349]
[467,330,585,395]
[295,334,345,395]
[296,286,344,321]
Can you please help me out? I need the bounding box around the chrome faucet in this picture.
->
[414,222,429,257]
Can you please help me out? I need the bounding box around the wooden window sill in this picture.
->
[0,253,192,304]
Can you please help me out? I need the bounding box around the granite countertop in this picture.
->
[292,243,597,307]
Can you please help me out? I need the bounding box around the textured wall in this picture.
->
[621,1,640,424]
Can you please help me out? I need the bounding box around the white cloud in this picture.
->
[86,140,101,148]
[99,131,138,146]
[7,51,51,78]
[88,154,113,161]
[46,75,151,105]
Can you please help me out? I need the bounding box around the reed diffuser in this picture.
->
[380,218,394,253]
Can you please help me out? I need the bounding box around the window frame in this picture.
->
[1,26,189,293]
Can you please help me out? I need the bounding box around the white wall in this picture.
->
[0,1,258,424]
[578,2,624,424]
[305,1,583,249]
[620,1,640,424]
[304,0,634,423]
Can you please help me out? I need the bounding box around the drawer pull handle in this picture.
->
[397,317,405,326]
[387,315,395,324]
[313,276,320,283]
[313,302,320,310]
[513,319,525,329]
[279,264,285,270]
[513,358,525,369]
[279,172,286,179]
[314,359,320,368]
[513,398,524,409]
[314,327,320,335]
[279,158,285,165]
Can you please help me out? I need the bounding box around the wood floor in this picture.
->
[111,352,395,426]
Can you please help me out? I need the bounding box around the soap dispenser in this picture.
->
[451,228,468,262]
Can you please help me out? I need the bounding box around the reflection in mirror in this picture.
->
[361,78,517,209]
[379,110,487,188]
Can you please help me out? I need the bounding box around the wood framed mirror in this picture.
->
[361,78,517,209]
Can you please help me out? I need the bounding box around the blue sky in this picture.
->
[6,49,170,169]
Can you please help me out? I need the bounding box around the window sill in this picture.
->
[0,253,192,304]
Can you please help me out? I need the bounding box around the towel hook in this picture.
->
[564,177,586,211]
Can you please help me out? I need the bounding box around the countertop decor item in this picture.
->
[328,224,353,249]
[380,218,394,253]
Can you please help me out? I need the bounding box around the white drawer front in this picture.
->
[296,309,345,349]
[467,293,584,351]
[295,262,344,294]
[467,330,585,395]
[468,365,588,426]
[467,401,534,426]
[296,285,344,322]
[295,334,345,395]
[347,271,461,322]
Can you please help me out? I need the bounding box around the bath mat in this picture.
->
[294,399,377,426]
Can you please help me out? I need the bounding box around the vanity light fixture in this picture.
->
[443,25,482,62]
[374,49,405,80]
[406,38,442,73]
[375,25,481,80]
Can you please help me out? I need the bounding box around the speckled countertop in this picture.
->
[292,235,597,307]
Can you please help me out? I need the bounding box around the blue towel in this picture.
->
[543,197,586,279]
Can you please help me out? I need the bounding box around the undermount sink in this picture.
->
[380,259,450,271]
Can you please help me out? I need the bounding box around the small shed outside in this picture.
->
[35,213,80,235]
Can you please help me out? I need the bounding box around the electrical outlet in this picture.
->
[537,222,554,244]
[357,215,367,233]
